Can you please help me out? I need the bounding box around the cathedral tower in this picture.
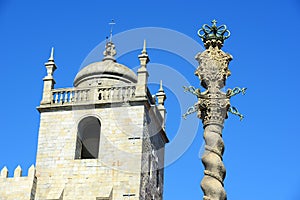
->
[0,39,168,200]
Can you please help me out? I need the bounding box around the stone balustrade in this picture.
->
[52,88,90,104]
[51,85,136,105]
[98,85,136,102]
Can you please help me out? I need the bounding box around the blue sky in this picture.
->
[1,0,300,199]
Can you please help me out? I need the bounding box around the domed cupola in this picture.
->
[73,41,137,88]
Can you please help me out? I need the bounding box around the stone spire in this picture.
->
[136,40,150,99]
[183,20,246,200]
[40,47,56,105]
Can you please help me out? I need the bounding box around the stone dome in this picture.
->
[73,42,137,87]
[73,60,137,87]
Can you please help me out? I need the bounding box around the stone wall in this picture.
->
[140,104,167,200]
[0,165,36,200]
[0,103,167,200]
[35,105,146,200]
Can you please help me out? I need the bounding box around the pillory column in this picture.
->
[183,20,246,200]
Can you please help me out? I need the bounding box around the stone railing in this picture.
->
[98,85,136,102]
[52,88,90,104]
[51,85,136,105]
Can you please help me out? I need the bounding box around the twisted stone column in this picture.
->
[201,125,226,200]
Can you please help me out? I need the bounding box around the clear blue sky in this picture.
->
[1,1,300,199]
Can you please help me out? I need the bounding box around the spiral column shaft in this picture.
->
[201,125,226,200]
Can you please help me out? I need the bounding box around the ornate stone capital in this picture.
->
[196,94,230,127]
[195,46,232,91]
[194,45,232,127]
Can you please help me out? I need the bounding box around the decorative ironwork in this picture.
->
[182,105,197,119]
[183,86,201,98]
[226,87,247,97]
[198,20,231,49]
[228,106,244,121]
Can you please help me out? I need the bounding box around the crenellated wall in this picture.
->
[0,165,37,200]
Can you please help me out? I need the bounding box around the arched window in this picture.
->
[75,116,101,159]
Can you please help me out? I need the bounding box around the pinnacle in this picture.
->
[159,80,164,92]
[48,47,54,61]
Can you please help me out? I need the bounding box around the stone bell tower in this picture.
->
[33,39,169,200]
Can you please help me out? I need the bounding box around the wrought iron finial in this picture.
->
[198,20,230,49]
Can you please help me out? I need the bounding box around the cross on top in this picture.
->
[109,19,116,42]
[211,19,217,27]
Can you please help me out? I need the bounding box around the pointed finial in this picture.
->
[159,80,164,92]
[44,47,57,78]
[142,40,147,54]
[156,80,166,105]
[156,80,167,128]
[1,166,8,178]
[138,39,150,66]
[211,19,217,28]
[14,165,22,177]
[109,19,116,42]
[48,47,54,61]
